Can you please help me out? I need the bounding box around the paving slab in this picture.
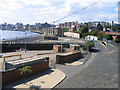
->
[65,61,84,66]
[14,69,66,89]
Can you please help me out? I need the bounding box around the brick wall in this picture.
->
[53,45,63,53]
[56,51,81,64]
[2,60,49,85]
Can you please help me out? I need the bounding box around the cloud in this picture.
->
[0,0,119,24]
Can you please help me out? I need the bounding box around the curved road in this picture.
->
[55,41,118,88]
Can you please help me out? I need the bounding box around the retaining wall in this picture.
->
[2,59,49,85]
[56,51,82,64]
[2,44,53,53]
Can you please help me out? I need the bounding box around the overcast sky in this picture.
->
[0,0,119,24]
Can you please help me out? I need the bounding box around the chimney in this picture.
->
[111,21,114,30]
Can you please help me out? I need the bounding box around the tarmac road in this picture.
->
[55,41,118,88]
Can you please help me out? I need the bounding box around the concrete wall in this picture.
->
[56,51,81,64]
[2,59,49,85]
[2,44,53,53]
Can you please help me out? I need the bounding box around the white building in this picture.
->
[85,35,98,41]
[64,32,80,39]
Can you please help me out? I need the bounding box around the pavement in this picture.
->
[4,69,66,89]
[55,41,118,88]
[64,52,91,66]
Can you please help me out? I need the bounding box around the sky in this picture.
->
[0,0,119,25]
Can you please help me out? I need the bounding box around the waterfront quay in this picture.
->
[1,38,118,89]
[1,43,84,88]
[1,35,84,44]
[1,35,85,53]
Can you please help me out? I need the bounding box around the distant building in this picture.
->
[1,23,8,30]
[59,21,81,32]
[39,27,63,36]
[25,24,30,30]
[97,23,103,31]
[64,32,80,39]
[0,23,15,30]
[40,22,54,28]
[88,21,111,28]
[35,23,42,27]
[85,35,98,41]
[15,23,24,30]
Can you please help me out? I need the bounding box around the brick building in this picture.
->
[59,21,81,32]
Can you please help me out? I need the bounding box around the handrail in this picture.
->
[2,54,22,70]
[3,54,22,61]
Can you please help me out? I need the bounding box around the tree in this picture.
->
[113,26,120,32]
[91,29,99,36]
[104,25,111,29]
[97,23,103,31]
[113,39,120,43]
[64,28,69,32]
[79,25,89,38]
[102,34,111,40]
[83,41,95,51]
[19,66,32,83]
[97,31,103,40]
[74,31,80,33]
[79,26,88,34]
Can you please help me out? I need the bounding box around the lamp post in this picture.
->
[61,28,63,53]
[25,29,27,52]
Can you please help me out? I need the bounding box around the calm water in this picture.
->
[0,30,40,40]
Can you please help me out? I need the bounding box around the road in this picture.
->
[55,41,118,88]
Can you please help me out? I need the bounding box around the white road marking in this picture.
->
[109,43,115,47]
[85,63,89,68]
[107,50,114,54]
[89,59,92,63]
[84,52,97,68]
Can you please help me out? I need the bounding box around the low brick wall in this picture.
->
[2,59,49,85]
[56,51,82,64]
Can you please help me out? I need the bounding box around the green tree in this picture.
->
[83,41,94,51]
[91,29,99,36]
[79,25,89,38]
[97,31,103,40]
[79,26,88,34]
[113,26,120,32]
[74,31,80,33]
[104,25,111,29]
[113,39,120,43]
[19,66,32,83]
[102,34,111,40]
[64,28,69,32]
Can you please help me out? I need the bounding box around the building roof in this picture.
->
[6,56,45,65]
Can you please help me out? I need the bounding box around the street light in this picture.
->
[25,29,27,52]
[61,28,64,53]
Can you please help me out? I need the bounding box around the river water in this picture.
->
[0,30,40,41]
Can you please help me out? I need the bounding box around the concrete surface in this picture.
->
[13,69,66,89]
[55,41,118,88]
[1,50,58,66]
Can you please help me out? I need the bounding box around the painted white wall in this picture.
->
[85,35,98,41]
[64,32,80,39]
